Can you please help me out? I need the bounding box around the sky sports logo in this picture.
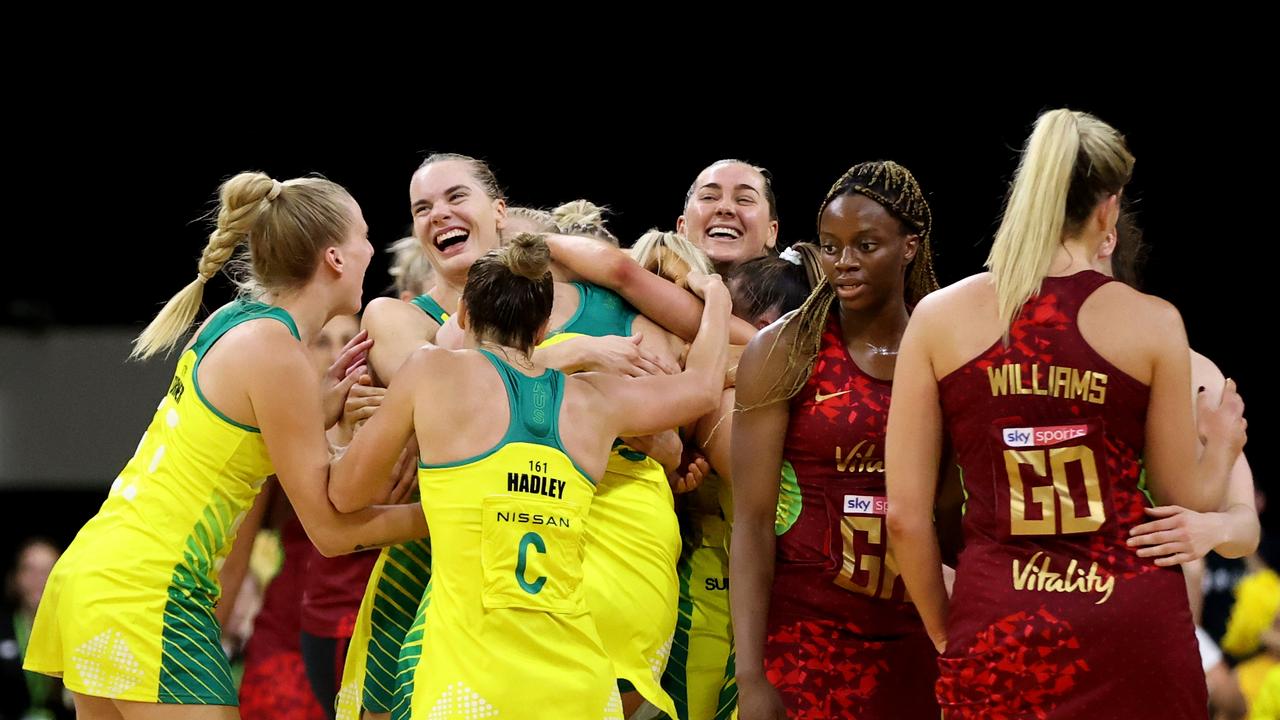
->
[1003,424,1088,448]
[843,495,888,515]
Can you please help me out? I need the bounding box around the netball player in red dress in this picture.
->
[732,161,942,719]
[885,109,1248,719]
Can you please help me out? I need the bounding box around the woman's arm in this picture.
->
[884,296,950,652]
[250,329,427,557]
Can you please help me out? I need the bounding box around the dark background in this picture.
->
[2,79,1271,581]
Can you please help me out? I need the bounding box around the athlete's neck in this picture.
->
[1048,235,1106,277]
[260,290,339,344]
[837,298,910,356]
[432,276,465,315]
[468,336,543,375]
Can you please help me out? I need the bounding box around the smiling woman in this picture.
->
[677,159,780,274]
[361,154,509,385]
[410,154,509,305]
[340,153,511,720]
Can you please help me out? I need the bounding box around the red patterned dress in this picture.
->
[765,314,938,719]
[936,271,1205,719]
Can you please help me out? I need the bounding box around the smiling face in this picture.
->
[677,161,778,271]
[410,159,507,283]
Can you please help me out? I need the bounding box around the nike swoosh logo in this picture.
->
[813,389,852,403]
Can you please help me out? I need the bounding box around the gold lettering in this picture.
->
[1032,364,1049,395]
[1051,445,1105,533]
[1089,371,1108,405]
[1013,364,1032,394]
[1070,368,1090,402]
[1005,443,1107,537]
[835,441,884,474]
[1011,551,1115,604]
[1012,551,1042,591]
[1094,567,1116,604]
[834,516,883,596]
[1005,450,1055,534]
[987,364,1010,396]
[1052,365,1071,398]
[837,441,867,472]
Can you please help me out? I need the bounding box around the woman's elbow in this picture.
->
[608,254,637,289]
[301,518,350,558]
[886,503,931,539]
[314,539,348,559]
[1221,513,1261,558]
[328,484,365,515]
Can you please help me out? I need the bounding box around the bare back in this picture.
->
[907,268,1216,515]
[409,347,718,483]
[924,271,1175,386]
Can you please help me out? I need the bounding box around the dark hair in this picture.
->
[816,160,937,306]
[6,537,59,605]
[727,255,811,324]
[758,161,939,405]
[1111,208,1150,290]
[462,233,554,352]
[419,152,505,200]
[684,158,779,222]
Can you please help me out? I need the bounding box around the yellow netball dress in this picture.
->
[24,300,296,705]
[662,472,735,720]
[337,293,446,720]
[390,284,679,718]
[538,282,681,718]
[407,349,622,720]
[587,443,682,719]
